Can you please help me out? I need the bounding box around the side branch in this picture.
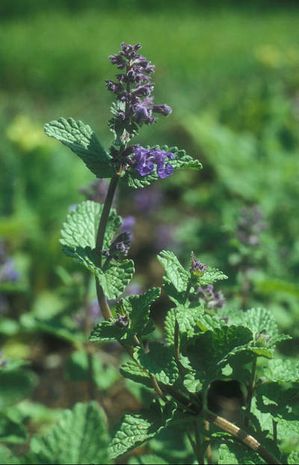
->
[203,409,281,465]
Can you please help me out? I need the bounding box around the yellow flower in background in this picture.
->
[6,115,50,153]
[255,44,282,68]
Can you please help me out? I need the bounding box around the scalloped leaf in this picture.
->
[97,259,135,300]
[134,342,179,385]
[255,383,297,420]
[120,360,152,388]
[264,358,299,384]
[89,320,127,343]
[28,402,110,464]
[228,308,290,355]
[124,288,160,337]
[164,306,220,345]
[158,250,189,294]
[196,267,228,286]
[44,118,113,178]
[109,402,175,460]
[125,146,202,189]
[60,200,121,254]
[217,440,265,464]
[186,325,253,385]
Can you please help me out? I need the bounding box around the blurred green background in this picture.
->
[1,0,299,452]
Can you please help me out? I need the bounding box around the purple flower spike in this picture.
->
[107,43,172,138]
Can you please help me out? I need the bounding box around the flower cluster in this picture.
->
[106,43,172,139]
[0,241,19,283]
[190,253,208,276]
[130,145,175,179]
[103,232,131,260]
[198,284,225,310]
[236,205,266,247]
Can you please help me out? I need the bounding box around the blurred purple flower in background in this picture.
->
[80,179,108,203]
[0,240,20,283]
[236,205,266,247]
[121,216,136,234]
[154,224,179,251]
[133,186,163,213]
[198,284,225,310]
[125,282,143,295]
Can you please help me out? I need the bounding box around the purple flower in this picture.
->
[190,253,207,275]
[198,284,225,310]
[152,104,172,116]
[107,43,172,138]
[130,145,175,179]
[0,259,20,283]
[155,224,178,251]
[104,232,131,259]
[121,216,136,234]
[134,186,163,213]
[80,179,108,203]
[116,314,129,327]
[236,205,266,248]
[125,282,143,296]
[0,351,7,368]
[88,299,101,320]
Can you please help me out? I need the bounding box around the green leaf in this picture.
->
[255,382,298,420]
[29,402,110,464]
[0,368,38,409]
[65,351,119,391]
[109,402,174,459]
[96,259,135,300]
[120,360,153,388]
[124,287,160,337]
[158,250,189,293]
[275,419,299,455]
[135,342,179,385]
[186,325,252,385]
[288,451,299,464]
[264,358,299,384]
[164,306,220,346]
[125,146,202,189]
[196,267,228,286]
[89,320,127,343]
[228,307,289,356]
[0,413,28,444]
[129,454,168,464]
[150,423,195,464]
[44,118,113,178]
[60,200,121,256]
[217,440,265,464]
[0,446,20,464]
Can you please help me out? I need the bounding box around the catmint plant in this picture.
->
[43,43,298,465]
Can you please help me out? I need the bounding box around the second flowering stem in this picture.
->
[95,173,120,320]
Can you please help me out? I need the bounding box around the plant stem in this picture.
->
[95,174,119,320]
[94,176,168,402]
[83,273,95,400]
[245,356,257,426]
[272,419,278,443]
[204,409,281,465]
[194,418,204,464]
